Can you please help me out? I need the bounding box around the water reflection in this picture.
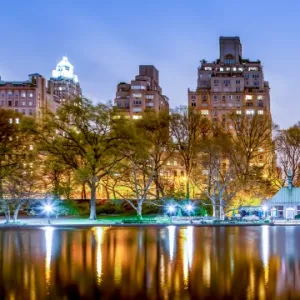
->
[1,226,300,299]
[43,227,54,289]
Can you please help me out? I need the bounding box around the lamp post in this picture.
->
[44,204,53,224]
[262,205,268,219]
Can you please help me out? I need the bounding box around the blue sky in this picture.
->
[0,0,299,128]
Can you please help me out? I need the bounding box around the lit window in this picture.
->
[220,68,224,71]
[257,95,264,100]
[258,110,264,115]
[9,118,13,124]
[246,110,255,115]
[29,145,34,150]
[258,147,264,152]
[132,85,146,90]
[201,110,209,115]
[29,93,33,98]
[15,118,19,124]
[29,101,33,106]
[226,67,230,71]
[145,95,154,99]
[228,95,232,100]
[245,95,253,100]
[132,93,142,98]
[249,67,258,71]
[238,67,243,71]
[21,92,26,98]
[204,67,212,71]
[236,110,242,114]
[133,107,142,112]
[22,101,26,106]
[232,67,237,71]
[132,115,142,119]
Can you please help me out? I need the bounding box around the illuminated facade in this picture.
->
[0,73,60,118]
[50,56,82,103]
[114,65,169,118]
[188,36,271,124]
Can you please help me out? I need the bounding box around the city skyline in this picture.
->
[1,0,300,128]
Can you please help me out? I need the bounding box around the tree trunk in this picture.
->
[13,204,22,222]
[186,177,190,200]
[5,210,10,224]
[212,201,216,217]
[137,203,143,220]
[220,199,224,220]
[89,179,97,220]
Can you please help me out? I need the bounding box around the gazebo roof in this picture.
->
[266,187,300,206]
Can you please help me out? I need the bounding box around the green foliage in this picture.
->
[295,214,300,219]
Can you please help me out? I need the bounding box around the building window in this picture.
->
[246,110,255,115]
[1,100,4,106]
[133,100,142,105]
[214,80,219,84]
[191,102,196,107]
[145,95,154,99]
[213,110,218,116]
[29,101,33,106]
[257,95,264,100]
[15,100,18,106]
[132,93,142,98]
[201,81,208,86]
[252,74,259,79]
[22,109,26,115]
[224,80,230,85]
[201,110,209,115]
[132,115,142,119]
[8,100,12,106]
[9,118,13,124]
[244,74,250,79]
[228,95,232,100]
[214,95,218,101]
[237,96,240,101]
[133,107,142,112]
[236,110,242,114]
[226,67,230,71]
[132,85,146,90]
[236,80,240,84]
[21,92,26,98]
[15,118,19,124]
[29,109,33,116]
[253,82,259,86]
[29,93,33,98]
[249,67,258,71]
[232,67,237,71]
[245,95,253,100]
[191,95,196,100]
[238,67,243,71]
[22,101,26,106]
[204,67,212,71]
[258,110,264,115]
[219,68,224,71]
[202,95,207,101]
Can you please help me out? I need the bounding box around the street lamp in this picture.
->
[44,204,53,224]
[168,205,175,213]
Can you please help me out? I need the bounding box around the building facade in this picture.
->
[114,65,169,118]
[188,36,271,124]
[0,73,60,118]
[50,56,82,104]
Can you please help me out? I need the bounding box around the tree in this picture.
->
[37,98,126,220]
[135,111,174,199]
[170,107,211,199]
[275,123,300,185]
[0,109,36,222]
[107,120,155,218]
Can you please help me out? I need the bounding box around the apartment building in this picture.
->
[188,36,270,126]
[0,73,60,118]
[114,65,169,118]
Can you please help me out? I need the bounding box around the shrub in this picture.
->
[295,214,300,219]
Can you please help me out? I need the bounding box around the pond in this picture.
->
[0,226,300,299]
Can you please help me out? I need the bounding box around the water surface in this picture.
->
[0,226,299,299]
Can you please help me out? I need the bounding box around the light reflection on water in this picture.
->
[1,226,300,299]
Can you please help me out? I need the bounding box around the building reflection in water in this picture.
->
[1,226,300,299]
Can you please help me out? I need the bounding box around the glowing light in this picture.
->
[52,56,79,83]
[44,227,54,289]
[262,205,268,212]
[44,204,53,213]
[168,226,176,261]
[168,206,175,213]
[186,204,193,212]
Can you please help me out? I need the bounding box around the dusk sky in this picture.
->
[1,0,299,128]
